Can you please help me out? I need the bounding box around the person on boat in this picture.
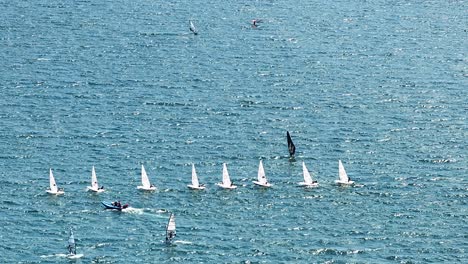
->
[348,177,352,182]
[252,19,258,27]
[312,180,318,184]
[99,186,104,190]
[150,184,155,188]
[68,244,75,255]
[117,201,121,208]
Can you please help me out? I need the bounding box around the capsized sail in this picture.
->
[166,213,176,243]
[189,20,198,35]
[68,229,76,255]
[287,131,296,157]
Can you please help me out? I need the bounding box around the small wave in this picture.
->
[122,207,144,214]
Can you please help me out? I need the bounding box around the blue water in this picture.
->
[1,0,467,262]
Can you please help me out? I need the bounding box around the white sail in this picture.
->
[222,163,231,186]
[141,165,151,188]
[167,213,176,233]
[49,169,58,193]
[302,162,313,185]
[189,20,197,34]
[166,213,176,243]
[257,160,267,184]
[91,166,98,189]
[191,164,200,187]
[68,229,76,255]
[338,160,349,182]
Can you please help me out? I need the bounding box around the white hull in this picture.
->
[87,186,104,193]
[46,190,64,195]
[335,180,354,185]
[67,253,83,259]
[298,182,319,187]
[253,181,271,187]
[187,184,205,190]
[216,183,237,189]
[137,186,156,191]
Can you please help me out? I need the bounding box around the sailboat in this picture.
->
[216,163,237,189]
[66,229,83,259]
[189,20,198,35]
[87,166,104,192]
[253,160,271,187]
[335,160,354,185]
[137,165,156,191]
[187,164,205,190]
[287,131,296,158]
[67,229,76,256]
[298,161,319,187]
[165,213,176,244]
[46,169,64,195]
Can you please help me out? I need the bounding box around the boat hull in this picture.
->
[216,183,237,189]
[335,180,354,185]
[46,190,64,195]
[101,201,127,210]
[87,186,104,193]
[187,185,205,190]
[253,181,271,187]
[298,182,319,187]
[137,186,156,191]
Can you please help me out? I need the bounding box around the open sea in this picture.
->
[0,0,467,263]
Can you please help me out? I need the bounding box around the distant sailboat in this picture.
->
[253,160,271,187]
[216,163,237,189]
[335,160,354,185]
[87,166,104,192]
[67,229,76,256]
[137,165,156,191]
[165,213,176,244]
[189,20,198,35]
[298,161,319,187]
[188,164,205,190]
[46,169,64,195]
[287,131,296,158]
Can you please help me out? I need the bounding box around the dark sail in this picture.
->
[287,131,296,157]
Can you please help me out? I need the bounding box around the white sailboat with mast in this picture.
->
[137,164,156,191]
[46,169,64,195]
[253,160,271,187]
[298,161,319,187]
[87,166,104,192]
[165,213,176,244]
[216,163,237,189]
[188,164,205,190]
[335,160,354,185]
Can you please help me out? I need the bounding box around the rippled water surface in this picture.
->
[1,0,467,263]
